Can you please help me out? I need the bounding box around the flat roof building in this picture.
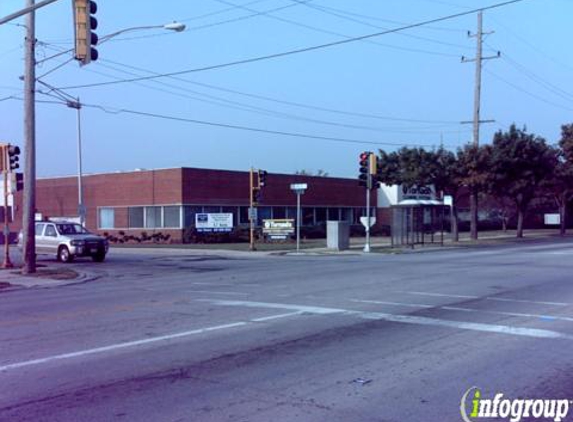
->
[13,167,377,243]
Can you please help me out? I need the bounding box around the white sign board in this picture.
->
[544,213,561,225]
[263,219,295,240]
[360,217,376,228]
[195,213,233,233]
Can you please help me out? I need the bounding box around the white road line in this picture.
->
[251,312,303,322]
[0,312,299,372]
[204,300,573,341]
[187,290,248,296]
[351,299,573,323]
[400,291,570,307]
[351,299,433,309]
[198,299,344,315]
[441,306,573,322]
[487,297,569,306]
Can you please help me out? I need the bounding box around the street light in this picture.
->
[21,17,186,273]
[98,21,186,43]
[70,21,186,227]
[36,21,187,65]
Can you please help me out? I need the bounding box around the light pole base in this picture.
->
[363,244,371,253]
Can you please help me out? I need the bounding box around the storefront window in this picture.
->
[272,207,286,219]
[145,206,162,228]
[163,206,181,228]
[98,208,115,229]
[184,206,202,227]
[315,207,327,223]
[128,207,144,228]
[327,208,340,221]
[302,207,314,226]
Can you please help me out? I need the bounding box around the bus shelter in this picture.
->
[391,199,446,248]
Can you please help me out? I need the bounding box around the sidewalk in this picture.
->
[0,266,98,290]
[112,229,569,256]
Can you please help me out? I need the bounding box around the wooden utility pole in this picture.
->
[462,11,499,241]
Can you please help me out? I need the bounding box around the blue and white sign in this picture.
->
[195,213,233,233]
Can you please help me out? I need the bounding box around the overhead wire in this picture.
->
[56,0,527,90]
[211,0,462,57]
[40,42,464,127]
[91,58,466,134]
[16,91,458,148]
[285,0,475,50]
[484,68,573,112]
[290,1,465,33]
[110,0,312,43]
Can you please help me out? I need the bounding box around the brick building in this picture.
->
[13,167,377,243]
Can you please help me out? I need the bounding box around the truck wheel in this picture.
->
[92,252,106,262]
[58,246,73,263]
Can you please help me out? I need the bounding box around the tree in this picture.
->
[487,125,556,238]
[428,147,465,241]
[542,124,573,236]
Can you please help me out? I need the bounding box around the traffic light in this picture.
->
[0,145,5,172]
[253,187,261,205]
[258,170,268,188]
[73,0,98,66]
[369,153,378,176]
[10,173,24,192]
[359,151,370,188]
[7,145,20,171]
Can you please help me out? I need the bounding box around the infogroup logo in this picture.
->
[460,387,571,422]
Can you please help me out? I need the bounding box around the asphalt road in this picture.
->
[2,240,573,421]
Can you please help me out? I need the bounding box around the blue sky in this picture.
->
[1,0,572,178]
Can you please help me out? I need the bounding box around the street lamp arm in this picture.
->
[99,22,186,44]
[35,21,186,65]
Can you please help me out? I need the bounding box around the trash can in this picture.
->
[327,221,350,251]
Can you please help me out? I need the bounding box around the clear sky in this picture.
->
[1,0,572,178]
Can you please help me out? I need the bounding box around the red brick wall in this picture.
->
[182,168,372,207]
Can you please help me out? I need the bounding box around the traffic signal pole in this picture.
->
[364,180,371,253]
[249,168,255,251]
[3,162,13,269]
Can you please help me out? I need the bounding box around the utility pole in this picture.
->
[462,10,499,241]
[22,0,36,274]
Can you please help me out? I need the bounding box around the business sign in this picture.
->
[195,213,233,233]
[263,219,295,240]
[544,213,561,225]
[402,185,435,201]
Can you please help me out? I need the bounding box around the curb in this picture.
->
[0,268,100,290]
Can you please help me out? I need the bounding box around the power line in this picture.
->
[288,0,474,50]
[109,0,311,43]
[26,93,457,148]
[180,0,272,22]
[212,0,462,57]
[57,0,527,90]
[484,68,573,112]
[81,102,458,147]
[99,59,466,133]
[40,42,463,125]
[499,52,573,103]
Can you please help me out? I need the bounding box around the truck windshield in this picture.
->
[56,224,89,235]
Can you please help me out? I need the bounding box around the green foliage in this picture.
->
[487,124,556,211]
